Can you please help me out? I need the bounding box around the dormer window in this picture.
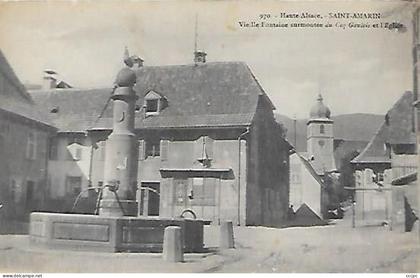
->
[146,99,159,113]
[144,90,164,116]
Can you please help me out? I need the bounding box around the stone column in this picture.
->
[99,67,138,217]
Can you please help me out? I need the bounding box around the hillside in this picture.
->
[275,113,384,152]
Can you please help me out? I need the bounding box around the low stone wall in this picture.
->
[30,212,204,253]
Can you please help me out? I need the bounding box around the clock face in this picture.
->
[318,140,325,147]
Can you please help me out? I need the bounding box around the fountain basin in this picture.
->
[30,212,204,253]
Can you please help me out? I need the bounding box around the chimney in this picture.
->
[194,51,207,64]
[43,69,57,90]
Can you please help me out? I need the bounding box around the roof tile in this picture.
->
[31,62,266,131]
[352,91,416,164]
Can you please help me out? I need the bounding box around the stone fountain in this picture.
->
[29,55,204,253]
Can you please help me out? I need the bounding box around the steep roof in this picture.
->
[333,139,367,169]
[30,88,113,132]
[391,172,417,186]
[294,151,325,187]
[0,50,32,102]
[0,50,54,128]
[351,91,416,164]
[30,62,269,132]
[292,203,327,227]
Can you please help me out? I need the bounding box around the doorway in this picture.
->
[141,182,160,216]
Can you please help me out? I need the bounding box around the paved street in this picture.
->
[204,220,419,273]
[0,217,418,273]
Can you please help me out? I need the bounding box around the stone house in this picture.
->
[351,91,417,230]
[0,50,56,223]
[31,58,290,227]
[351,91,417,177]
[289,151,326,219]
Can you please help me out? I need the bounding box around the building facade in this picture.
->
[0,50,56,223]
[351,91,416,176]
[351,91,418,230]
[31,58,290,227]
[289,94,335,219]
[289,152,324,218]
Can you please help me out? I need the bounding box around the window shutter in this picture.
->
[161,140,169,161]
[205,136,214,159]
[49,137,58,160]
[194,137,204,160]
[138,139,145,161]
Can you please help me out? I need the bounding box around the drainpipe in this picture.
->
[88,133,94,189]
[237,127,250,226]
[43,132,52,210]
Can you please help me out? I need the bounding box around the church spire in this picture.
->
[310,94,331,119]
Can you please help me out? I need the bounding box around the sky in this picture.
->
[0,0,415,118]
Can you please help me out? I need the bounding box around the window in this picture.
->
[49,137,58,160]
[320,124,325,134]
[26,132,36,160]
[66,176,82,197]
[138,139,145,160]
[145,139,160,158]
[144,90,162,115]
[174,179,187,205]
[190,178,216,206]
[146,99,159,113]
[160,140,169,161]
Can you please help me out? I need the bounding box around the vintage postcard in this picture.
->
[0,0,418,274]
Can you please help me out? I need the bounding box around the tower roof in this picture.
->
[310,94,331,119]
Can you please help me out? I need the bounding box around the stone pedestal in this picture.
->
[163,226,184,262]
[391,186,405,232]
[219,221,234,249]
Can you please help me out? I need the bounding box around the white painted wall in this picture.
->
[289,153,322,217]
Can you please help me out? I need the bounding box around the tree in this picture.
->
[338,150,360,202]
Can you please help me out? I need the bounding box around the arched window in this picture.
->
[320,124,325,134]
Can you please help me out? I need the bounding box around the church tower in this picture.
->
[307,94,336,175]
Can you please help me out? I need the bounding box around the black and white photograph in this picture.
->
[0,0,418,274]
